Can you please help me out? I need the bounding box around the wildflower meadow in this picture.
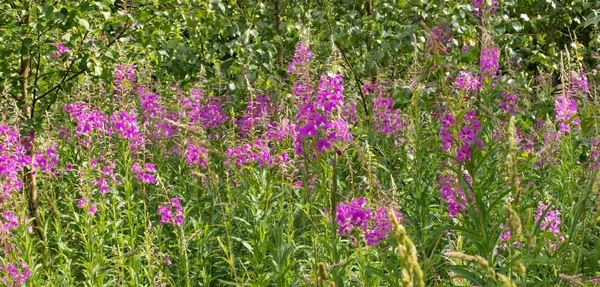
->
[2,0,600,286]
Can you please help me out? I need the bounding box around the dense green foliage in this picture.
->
[2,0,600,286]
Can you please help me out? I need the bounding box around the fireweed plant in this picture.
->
[2,3,600,287]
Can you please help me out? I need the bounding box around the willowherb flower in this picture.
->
[110,110,144,151]
[365,81,409,141]
[432,26,451,43]
[439,173,469,217]
[237,95,275,136]
[454,71,482,94]
[182,89,227,131]
[63,102,111,138]
[471,0,499,17]
[554,91,579,134]
[266,119,297,142]
[33,146,59,175]
[334,197,403,246]
[158,198,185,226]
[113,64,136,93]
[131,162,156,184]
[185,143,208,168]
[0,125,30,200]
[294,73,352,155]
[92,177,109,194]
[51,43,71,59]
[225,140,285,168]
[287,42,312,77]
[88,202,97,215]
[439,109,482,162]
[499,92,518,114]
[480,47,500,78]
[535,201,561,234]
[137,86,178,139]
[1,261,31,286]
[572,72,589,94]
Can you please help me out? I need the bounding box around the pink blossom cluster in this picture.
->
[225,140,289,168]
[0,261,30,287]
[0,126,31,285]
[471,0,498,16]
[63,102,111,138]
[554,91,580,134]
[131,163,157,184]
[294,73,352,155]
[138,86,179,139]
[572,72,589,94]
[440,109,483,162]
[237,95,275,136]
[363,82,408,139]
[113,64,136,93]
[432,26,452,44]
[33,146,59,175]
[0,125,29,201]
[334,197,403,246]
[181,89,227,131]
[480,47,500,78]
[51,43,71,59]
[287,42,312,77]
[110,110,144,151]
[498,92,518,114]
[158,198,185,226]
[454,71,482,94]
[535,201,565,251]
[439,173,468,217]
[185,143,208,168]
[76,197,97,216]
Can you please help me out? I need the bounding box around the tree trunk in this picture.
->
[275,0,284,66]
[20,0,45,244]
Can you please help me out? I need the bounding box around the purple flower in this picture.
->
[113,64,136,93]
[499,92,518,114]
[554,91,579,134]
[535,201,561,234]
[454,71,482,93]
[110,110,144,151]
[334,197,403,246]
[294,74,352,155]
[471,0,499,16]
[366,81,408,139]
[52,43,71,59]
[287,42,312,76]
[63,102,111,137]
[480,47,500,77]
[88,202,97,215]
[572,72,589,93]
[181,90,227,131]
[439,173,469,217]
[158,198,185,226]
[1,261,30,286]
[185,143,208,168]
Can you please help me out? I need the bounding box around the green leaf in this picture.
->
[23,37,33,47]
[584,14,600,28]
[448,266,487,286]
[77,17,90,30]
[512,21,522,32]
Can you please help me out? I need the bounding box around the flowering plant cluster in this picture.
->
[334,197,403,246]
